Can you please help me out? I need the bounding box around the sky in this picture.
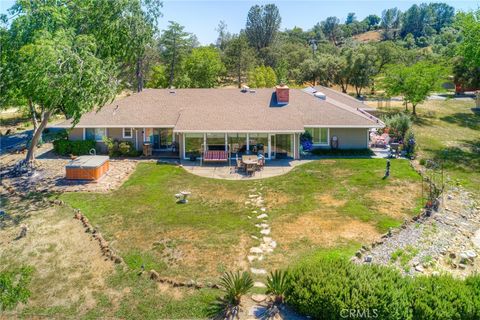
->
[1,0,479,44]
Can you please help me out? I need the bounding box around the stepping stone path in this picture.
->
[244,188,278,293]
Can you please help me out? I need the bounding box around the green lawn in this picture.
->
[372,99,480,197]
[60,159,422,283]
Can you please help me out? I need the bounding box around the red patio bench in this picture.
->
[202,150,229,163]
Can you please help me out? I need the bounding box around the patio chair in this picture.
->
[246,164,256,176]
[234,154,244,173]
[257,155,265,170]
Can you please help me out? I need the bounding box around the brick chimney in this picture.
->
[276,85,289,104]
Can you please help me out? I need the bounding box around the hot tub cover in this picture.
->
[66,155,109,169]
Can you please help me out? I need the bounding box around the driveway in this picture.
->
[0,129,32,155]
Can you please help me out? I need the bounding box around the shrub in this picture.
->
[53,139,96,156]
[311,148,374,156]
[209,271,253,319]
[103,137,139,157]
[284,258,480,320]
[266,270,289,304]
[410,275,479,320]
[383,113,412,141]
[285,259,411,320]
[0,267,33,311]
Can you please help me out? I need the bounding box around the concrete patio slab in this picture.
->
[179,158,312,180]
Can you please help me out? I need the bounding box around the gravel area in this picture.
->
[355,185,480,277]
[1,144,138,193]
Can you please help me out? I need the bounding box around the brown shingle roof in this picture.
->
[54,88,382,131]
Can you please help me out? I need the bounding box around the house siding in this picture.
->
[69,128,83,141]
[329,128,369,149]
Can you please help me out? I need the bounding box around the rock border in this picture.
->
[72,209,124,265]
[148,270,220,289]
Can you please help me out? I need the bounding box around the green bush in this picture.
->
[53,139,96,156]
[311,148,374,156]
[383,113,412,140]
[0,267,33,311]
[284,258,480,320]
[285,259,411,320]
[103,136,140,157]
[410,275,479,320]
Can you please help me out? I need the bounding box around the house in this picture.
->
[55,85,383,160]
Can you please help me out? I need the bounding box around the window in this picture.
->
[206,133,226,151]
[248,133,268,153]
[184,133,204,157]
[85,128,106,141]
[305,128,328,145]
[123,128,133,138]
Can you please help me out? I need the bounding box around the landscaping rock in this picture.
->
[260,228,271,235]
[250,268,267,275]
[364,255,372,263]
[250,247,263,254]
[251,294,267,303]
[149,270,160,280]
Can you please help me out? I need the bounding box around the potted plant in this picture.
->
[189,150,200,161]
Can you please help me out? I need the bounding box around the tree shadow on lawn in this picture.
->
[439,110,480,130]
[425,139,480,172]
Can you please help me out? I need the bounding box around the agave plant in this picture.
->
[221,271,254,305]
[208,271,254,319]
[266,270,289,304]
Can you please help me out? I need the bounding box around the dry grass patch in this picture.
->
[263,191,293,208]
[272,213,380,249]
[316,193,347,207]
[367,179,422,219]
[0,204,117,314]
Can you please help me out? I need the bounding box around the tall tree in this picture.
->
[346,12,357,25]
[455,9,480,69]
[215,20,231,51]
[381,7,402,40]
[181,46,225,88]
[18,30,117,163]
[363,14,381,30]
[382,61,448,115]
[429,3,455,33]
[245,4,281,50]
[223,33,256,88]
[159,21,196,88]
[321,16,342,45]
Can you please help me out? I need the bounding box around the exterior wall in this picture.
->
[67,127,143,153]
[68,128,83,141]
[329,128,369,149]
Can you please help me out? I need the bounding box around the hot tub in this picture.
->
[65,155,110,181]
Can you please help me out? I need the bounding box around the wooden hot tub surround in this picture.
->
[66,155,110,181]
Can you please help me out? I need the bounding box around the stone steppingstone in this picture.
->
[250,247,263,254]
[250,268,267,275]
[251,294,267,303]
[260,208,266,212]
[254,281,266,288]
[257,213,268,219]
[260,228,271,235]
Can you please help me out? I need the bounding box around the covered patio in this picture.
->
[179,158,311,180]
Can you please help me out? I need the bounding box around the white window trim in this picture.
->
[123,127,133,139]
[305,127,330,146]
